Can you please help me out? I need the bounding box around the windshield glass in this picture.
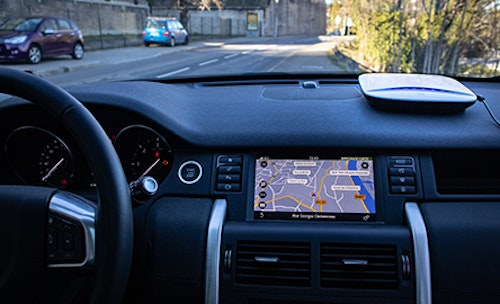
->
[0,0,498,84]
[145,20,167,29]
[0,17,42,32]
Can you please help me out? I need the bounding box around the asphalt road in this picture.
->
[3,35,353,87]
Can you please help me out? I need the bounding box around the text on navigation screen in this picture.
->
[254,157,376,222]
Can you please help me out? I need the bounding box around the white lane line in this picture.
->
[224,54,239,60]
[241,50,252,54]
[156,67,190,78]
[199,59,219,66]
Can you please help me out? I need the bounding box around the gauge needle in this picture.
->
[140,158,160,178]
[41,157,65,182]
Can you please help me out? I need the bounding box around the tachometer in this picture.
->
[5,126,76,188]
[114,125,173,184]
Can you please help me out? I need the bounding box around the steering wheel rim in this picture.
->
[0,67,133,303]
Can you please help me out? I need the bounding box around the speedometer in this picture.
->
[38,136,75,187]
[114,125,173,184]
[5,126,76,188]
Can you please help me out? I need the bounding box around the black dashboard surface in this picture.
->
[65,79,500,148]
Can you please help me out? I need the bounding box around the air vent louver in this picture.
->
[320,243,398,290]
[236,241,311,287]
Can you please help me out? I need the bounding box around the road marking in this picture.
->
[241,50,252,54]
[224,54,239,60]
[156,67,190,78]
[302,65,325,70]
[199,59,219,66]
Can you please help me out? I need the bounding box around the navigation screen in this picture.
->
[254,157,376,221]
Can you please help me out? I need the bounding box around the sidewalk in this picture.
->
[3,36,284,78]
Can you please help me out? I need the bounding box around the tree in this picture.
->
[185,0,223,26]
[147,0,224,27]
[344,0,499,76]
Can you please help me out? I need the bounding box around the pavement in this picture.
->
[1,35,346,78]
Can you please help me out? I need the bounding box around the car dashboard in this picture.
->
[1,75,500,303]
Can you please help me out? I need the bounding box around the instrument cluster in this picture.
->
[4,124,173,190]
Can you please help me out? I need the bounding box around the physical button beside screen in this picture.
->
[218,155,242,164]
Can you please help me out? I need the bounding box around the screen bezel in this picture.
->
[252,156,377,222]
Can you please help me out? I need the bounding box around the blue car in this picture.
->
[142,17,189,47]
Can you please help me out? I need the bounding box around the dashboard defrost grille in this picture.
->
[235,241,311,287]
[320,243,398,290]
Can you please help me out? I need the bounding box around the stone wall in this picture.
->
[0,0,149,36]
[273,0,326,36]
[188,10,264,37]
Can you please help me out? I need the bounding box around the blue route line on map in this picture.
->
[348,161,376,213]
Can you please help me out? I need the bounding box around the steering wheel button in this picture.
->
[64,251,75,260]
[64,232,74,250]
[47,229,57,250]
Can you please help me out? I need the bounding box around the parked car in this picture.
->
[142,17,189,47]
[0,16,84,64]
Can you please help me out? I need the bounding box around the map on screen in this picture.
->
[253,157,376,221]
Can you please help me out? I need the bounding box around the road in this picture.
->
[4,35,354,87]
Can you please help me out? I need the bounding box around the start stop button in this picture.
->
[178,161,203,184]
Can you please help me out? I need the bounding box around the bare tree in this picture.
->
[196,0,224,10]
[448,0,469,75]
[187,0,224,30]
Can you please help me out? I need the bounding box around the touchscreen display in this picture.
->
[254,157,376,221]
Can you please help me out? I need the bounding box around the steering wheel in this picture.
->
[0,67,133,303]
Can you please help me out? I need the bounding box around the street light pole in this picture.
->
[274,0,279,37]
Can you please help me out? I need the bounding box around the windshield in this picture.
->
[145,20,167,29]
[0,0,498,84]
[0,17,42,32]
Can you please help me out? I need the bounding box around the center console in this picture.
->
[218,154,418,304]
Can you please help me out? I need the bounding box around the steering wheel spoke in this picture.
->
[47,191,96,269]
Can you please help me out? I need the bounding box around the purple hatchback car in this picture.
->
[0,16,84,64]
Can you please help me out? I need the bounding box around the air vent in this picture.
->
[235,241,311,287]
[320,243,398,290]
[200,80,300,87]
[262,87,361,100]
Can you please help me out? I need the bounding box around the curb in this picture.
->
[30,61,105,78]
